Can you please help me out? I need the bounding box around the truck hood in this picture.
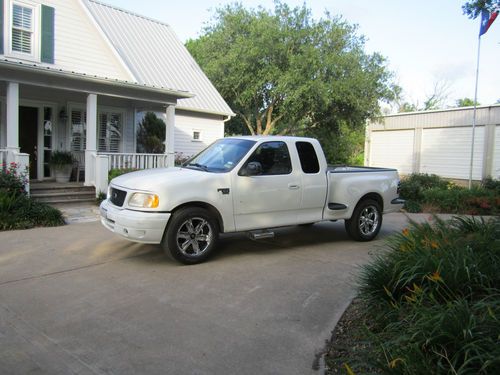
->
[111,167,205,192]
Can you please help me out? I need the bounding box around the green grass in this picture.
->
[352,216,500,374]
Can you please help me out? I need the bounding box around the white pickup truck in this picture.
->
[100,136,404,264]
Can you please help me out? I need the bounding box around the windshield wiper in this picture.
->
[186,163,209,171]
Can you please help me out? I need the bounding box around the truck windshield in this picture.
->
[183,138,256,173]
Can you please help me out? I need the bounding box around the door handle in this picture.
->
[288,184,300,190]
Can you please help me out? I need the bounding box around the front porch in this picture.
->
[0,59,192,196]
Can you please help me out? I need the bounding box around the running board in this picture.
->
[248,230,275,240]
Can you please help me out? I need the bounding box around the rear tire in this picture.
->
[162,207,219,264]
[344,199,382,241]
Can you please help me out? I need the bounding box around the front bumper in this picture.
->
[100,200,170,244]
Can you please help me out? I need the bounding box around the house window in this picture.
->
[192,131,201,141]
[70,109,86,152]
[11,3,34,55]
[4,1,55,63]
[98,112,123,153]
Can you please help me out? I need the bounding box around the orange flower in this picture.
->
[427,271,443,283]
[389,358,404,368]
[402,228,410,236]
[430,241,439,249]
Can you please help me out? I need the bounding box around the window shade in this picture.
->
[12,4,33,54]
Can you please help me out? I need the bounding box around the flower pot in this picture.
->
[53,165,73,183]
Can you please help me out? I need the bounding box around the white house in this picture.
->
[0,0,233,194]
[365,104,500,181]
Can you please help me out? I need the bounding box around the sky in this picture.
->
[103,0,500,108]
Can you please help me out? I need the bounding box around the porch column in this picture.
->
[165,104,175,167]
[6,82,20,153]
[85,93,97,186]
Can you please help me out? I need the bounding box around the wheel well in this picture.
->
[357,193,383,209]
[171,202,224,232]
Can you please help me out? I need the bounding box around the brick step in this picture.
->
[31,192,96,203]
[30,182,97,206]
[36,197,97,205]
[31,187,96,195]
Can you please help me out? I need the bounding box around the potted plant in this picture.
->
[49,151,75,183]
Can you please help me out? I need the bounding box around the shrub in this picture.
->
[399,173,448,201]
[482,177,500,194]
[0,192,65,230]
[136,112,165,153]
[423,187,499,215]
[0,162,28,196]
[49,150,74,169]
[108,168,138,181]
[358,216,500,374]
[0,163,64,230]
[399,174,499,215]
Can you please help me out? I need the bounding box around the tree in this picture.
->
[186,2,395,163]
[456,97,480,107]
[422,80,450,111]
[462,0,500,18]
[136,112,165,153]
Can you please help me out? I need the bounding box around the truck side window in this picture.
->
[242,141,292,175]
[296,141,320,174]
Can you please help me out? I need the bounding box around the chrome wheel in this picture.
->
[345,199,382,241]
[358,205,379,236]
[176,217,213,257]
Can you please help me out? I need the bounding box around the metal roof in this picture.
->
[84,0,234,117]
[0,57,192,102]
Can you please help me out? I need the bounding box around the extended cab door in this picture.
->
[295,140,328,223]
[232,141,302,231]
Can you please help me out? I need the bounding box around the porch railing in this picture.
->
[98,153,169,170]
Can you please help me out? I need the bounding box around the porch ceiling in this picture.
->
[0,59,194,106]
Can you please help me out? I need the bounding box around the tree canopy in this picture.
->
[456,98,480,107]
[462,0,500,18]
[186,2,395,162]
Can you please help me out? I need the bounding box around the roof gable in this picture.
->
[83,0,233,116]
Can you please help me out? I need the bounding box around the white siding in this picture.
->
[420,127,484,180]
[173,113,224,157]
[369,130,414,174]
[492,125,500,179]
[10,0,133,81]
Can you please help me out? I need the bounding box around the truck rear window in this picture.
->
[296,141,320,173]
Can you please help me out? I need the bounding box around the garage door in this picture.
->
[369,130,414,174]
[491,125,500,179]
[421,127,484,180]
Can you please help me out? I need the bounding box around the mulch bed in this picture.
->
[324,298,382,374]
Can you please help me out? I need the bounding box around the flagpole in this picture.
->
[468,34,481,189]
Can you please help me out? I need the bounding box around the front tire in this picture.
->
[344,199,382,241]
[162,207,219,264]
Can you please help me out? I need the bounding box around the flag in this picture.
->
[479,8,498,36]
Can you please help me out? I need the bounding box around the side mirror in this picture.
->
[241,161,262,176]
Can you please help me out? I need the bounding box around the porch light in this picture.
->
[59,108,68,122]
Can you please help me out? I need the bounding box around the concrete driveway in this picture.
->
[0,213,411,375]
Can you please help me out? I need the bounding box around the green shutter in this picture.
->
[0,0,4,55]
[41,5,54,63]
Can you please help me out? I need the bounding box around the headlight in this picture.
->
[128,193,159,208]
